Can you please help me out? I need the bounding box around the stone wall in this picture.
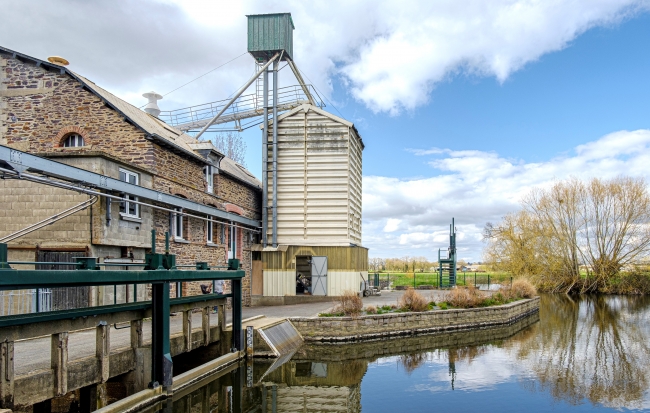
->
[216,174,260,219]
[0,54,261,306]
[293,311,540,362]
[290,296,540,342]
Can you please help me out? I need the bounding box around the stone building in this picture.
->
[0,45,262,309]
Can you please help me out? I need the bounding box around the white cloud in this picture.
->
[363,130,650,260]
[383,218,402,232]
[1,1,647,114]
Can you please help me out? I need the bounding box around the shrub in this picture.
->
[510,278,537,298]
[332,290,363,316]
[444,286,486,308]
[365,305,377,314]
[439,302,448,310]
[398,288,430,312]
[381,305,392,311]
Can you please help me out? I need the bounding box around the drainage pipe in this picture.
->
[272,58,279,248]
[0,196,98,243]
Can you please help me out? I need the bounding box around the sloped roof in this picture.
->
[265,103,365,149]
[0,45,262,190]
[71,72,216,162]
[219,157,261,189]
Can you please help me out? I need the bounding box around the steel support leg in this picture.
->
[262,68,269,248]
[151,282,172,389]
[231,279,243,352]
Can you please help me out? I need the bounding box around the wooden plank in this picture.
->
[51,332,68,396]
[96,323,110,383]
[0,341,14,409]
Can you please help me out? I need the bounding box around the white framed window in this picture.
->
[63,133,85,147]
[228,223,237,259]
[173,207,183,240]
[206,216,214,244]
[204,165,214,194]
[119,168,139,218]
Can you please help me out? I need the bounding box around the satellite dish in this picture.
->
[47,56,69,66]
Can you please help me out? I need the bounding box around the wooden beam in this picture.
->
[51,332,68,396]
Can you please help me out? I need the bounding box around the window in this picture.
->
[204,165,214,194]
[173,207,183,240]
[63,133,85,147]
[119,169,139,218]
[206,216,214,244]
[227,223,238,260]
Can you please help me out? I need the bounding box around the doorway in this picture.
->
[295,256,312,294]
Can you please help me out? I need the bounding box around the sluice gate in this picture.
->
[257,320,303,357]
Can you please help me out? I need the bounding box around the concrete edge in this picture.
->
[92,351,244,413]
[94,385,164,413]
[291,297,540,342]
[304,308,540,343]
[224,314,266,329]
[172,350,243,392]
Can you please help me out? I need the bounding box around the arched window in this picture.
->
[63,133,85,147]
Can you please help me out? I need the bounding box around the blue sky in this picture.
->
[4,1,650,261]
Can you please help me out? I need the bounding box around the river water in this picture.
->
[146,294,650,412]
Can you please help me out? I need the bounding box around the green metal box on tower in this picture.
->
[247,13,294,62]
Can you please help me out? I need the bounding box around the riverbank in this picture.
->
[290,296,540,342]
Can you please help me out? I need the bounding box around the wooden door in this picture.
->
[252,260,263,295]
[37,251,90,311]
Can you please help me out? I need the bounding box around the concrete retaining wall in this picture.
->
[290,296,540,342]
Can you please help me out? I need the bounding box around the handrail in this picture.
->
[0,293,230,328]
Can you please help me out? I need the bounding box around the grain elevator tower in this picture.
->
[247,13,368,303]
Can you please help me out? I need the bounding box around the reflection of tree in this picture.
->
[399,352,428,375]
[512,294,650,409]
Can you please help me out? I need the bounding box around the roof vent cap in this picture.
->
[47,56,69,66]
[142,91,163,117]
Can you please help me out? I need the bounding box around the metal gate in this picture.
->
[310,256,327,296]
[37,251,90,311]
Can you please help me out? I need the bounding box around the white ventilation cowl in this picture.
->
[142,91,163,117]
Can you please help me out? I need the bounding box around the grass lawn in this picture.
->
[375,271,513,288]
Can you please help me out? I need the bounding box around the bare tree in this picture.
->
[485,177,650,293]
[210,132,247,166]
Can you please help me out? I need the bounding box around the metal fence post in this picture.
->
[151,282,171,389]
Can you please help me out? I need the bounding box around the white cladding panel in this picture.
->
[263,270,295,296]
[327,271,366,296]
[266,107,363,245]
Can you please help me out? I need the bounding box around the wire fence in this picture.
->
[374,272,513,291]
[0,289,52,316]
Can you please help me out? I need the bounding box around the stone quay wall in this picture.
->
[290,296,540,342]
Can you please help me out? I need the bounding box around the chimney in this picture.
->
[142,91,163,117]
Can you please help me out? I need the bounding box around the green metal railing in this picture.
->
[0,230,245,390]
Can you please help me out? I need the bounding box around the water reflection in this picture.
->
[513,295,650,409]
[141,294,650,412]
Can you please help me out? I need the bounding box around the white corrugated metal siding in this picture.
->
[327,271,366,296]
[267,105,363,245]
[263,270,295,296]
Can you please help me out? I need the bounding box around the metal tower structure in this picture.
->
[181,13,314,248]
[438,218,457,288]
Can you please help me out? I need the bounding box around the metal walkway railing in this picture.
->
[158,84,324,132]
